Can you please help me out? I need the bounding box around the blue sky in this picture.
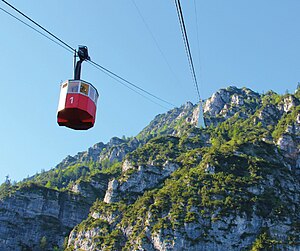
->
[1,0,300,182]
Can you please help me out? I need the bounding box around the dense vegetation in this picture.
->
[1,86,300,250]
[71,134,297,250]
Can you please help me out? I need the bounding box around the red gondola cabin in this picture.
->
[57,46,99,130]
[57,80,99,130]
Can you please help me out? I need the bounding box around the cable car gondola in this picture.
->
[57,46,99,130]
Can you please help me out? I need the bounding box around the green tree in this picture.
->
[40,236,47,250]
[250,231,277,251]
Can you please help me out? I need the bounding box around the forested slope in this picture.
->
[1,86,299,250]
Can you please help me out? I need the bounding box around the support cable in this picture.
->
[175,0,201,101]
[87,61,169,109]
[88,60,175,107]
[131,0,179,85]
[0,0,175,109]
[193,0,203,93]
[0,7,74,54]
[1,0,76,53]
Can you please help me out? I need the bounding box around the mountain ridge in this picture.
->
[0,85,299,250]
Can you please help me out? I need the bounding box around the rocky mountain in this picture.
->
[0,184,92,250]
[0,86,299,250]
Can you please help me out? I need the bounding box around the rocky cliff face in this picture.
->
[64,86,300,251]
[103,160,180,204]
[1,86,300,251]
[0,172,109,250]
[56,137,140,170]
[66,140,300,251]
[204,86,261,125]
[0,184,92,251]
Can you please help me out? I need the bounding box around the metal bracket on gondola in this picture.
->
[74,46,90,80]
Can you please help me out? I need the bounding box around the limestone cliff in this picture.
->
[1,86,300,251]
[65,86,300,250]
[0,184,91,250]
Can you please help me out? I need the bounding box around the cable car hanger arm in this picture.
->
[74,46,90,80]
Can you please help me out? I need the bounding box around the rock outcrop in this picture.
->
[104,161,180,203]
[204,86,261,126]
[0,184,92,251]
[56,137,140,170]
